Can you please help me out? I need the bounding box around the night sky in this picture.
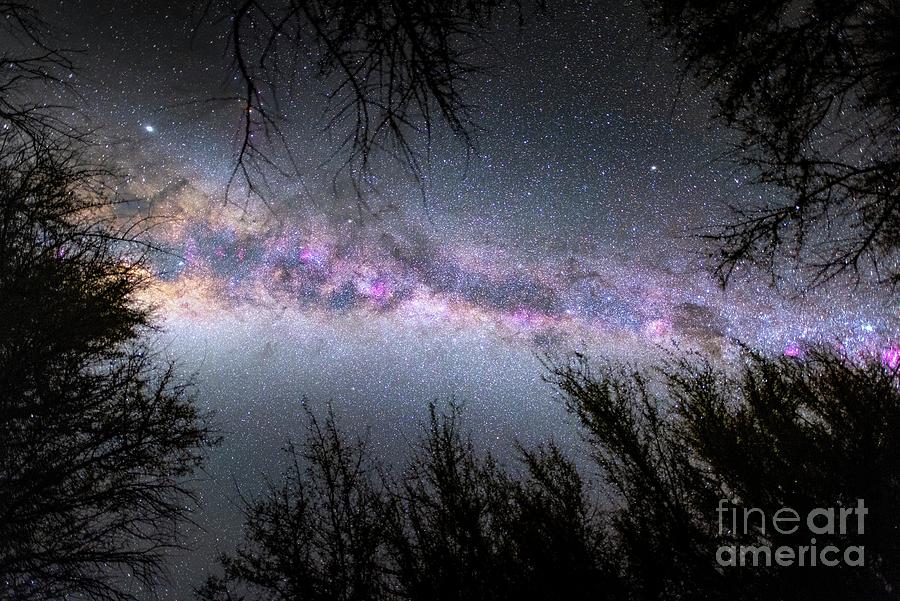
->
[33,0,896,598]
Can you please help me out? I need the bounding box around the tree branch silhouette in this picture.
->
[648,0,900,289]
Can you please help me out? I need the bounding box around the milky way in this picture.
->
[33,0,898,598]
[144,187,895,362]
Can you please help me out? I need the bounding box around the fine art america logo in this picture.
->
[716,499,867,567]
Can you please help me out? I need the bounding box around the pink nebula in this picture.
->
[298,246,325,267]
[360,278,388,300]
[783,343,802,358]
[882,345,900,370]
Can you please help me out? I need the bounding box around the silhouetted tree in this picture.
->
[493,442,621,601]
[389,402,516,601]
[196,406,393,601]
[204,350,899,600]
[199,402,620,601]
[0,133,218,601]
[0,7,217,599]
[648,0,900,289]
[0,1,80,145]
[391,402,621,601]
[550,348,900,600]
[203,0,543,195]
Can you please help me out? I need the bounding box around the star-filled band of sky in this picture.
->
[29,0,899,598]
[146,187,893,361]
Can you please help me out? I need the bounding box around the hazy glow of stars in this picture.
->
[141,188,895,366]
[35,0,899,598]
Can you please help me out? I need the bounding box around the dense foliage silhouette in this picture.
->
[201,350,899,600]
[0,5,217,599]
[198,403,621,601]
[0,135,218,601]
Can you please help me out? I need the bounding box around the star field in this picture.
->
[30,1,898,598]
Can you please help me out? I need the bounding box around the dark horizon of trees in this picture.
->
[197,348,900,601]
